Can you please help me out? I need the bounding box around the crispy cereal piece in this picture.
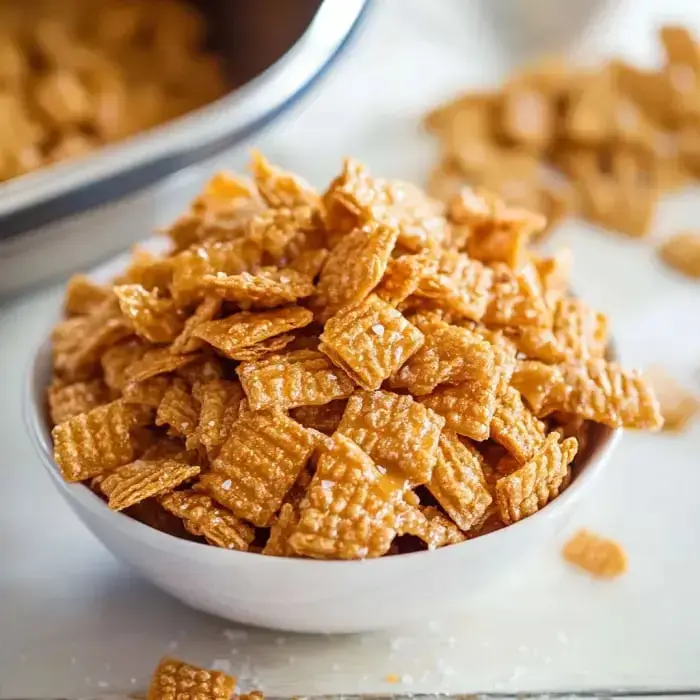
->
[399,505,467,548]
[64,275,110,316]
[415,254,495,321]
[495,433,578,524]
[193,379,245,457]
[126,347,199,384]
[52,400,141,482]
[290,399,347,435]
[237,349,355,412]
[171,296,222,355]
[147,656,236,700]
[155,379,200,438]
[513,297,608,363]
[227,334,296,361]
[176,357,225,386]
[474,327,518,397]
[512,359,664,429]
[375,253,439,306]
[48,379,110,426]
[324,159,448,252]
[192,307,313,360]
[122,376,171,408]
[659,231,700,279]
[500,85,557,153]
[115,247,174,291]
[450,187,545,268]
[562,529,628,579]
[251,151,321,209]
[490,386,547,463]
[428,430,492,532]
[114,284,184,343]
[390,318,494,396]
[263,503,300,557]
[482,263,552,328]
[288,433,406,559]
[287,248,329,280]
[338,390,445,485]
[100,459,200,511]
[161,491,255,550]
[645,367,700,432]
[101,338,149,391]
[210,409,318,526]
[204,267,314,309]
[319,294,424,390]
[315,222,399,317]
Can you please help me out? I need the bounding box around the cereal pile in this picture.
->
[0,0,226,182]
[48,153,663,560]
[425,25,700,249]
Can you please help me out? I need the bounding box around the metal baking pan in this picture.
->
[0,0,369,242]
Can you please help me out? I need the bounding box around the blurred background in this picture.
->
[1,0,699,697]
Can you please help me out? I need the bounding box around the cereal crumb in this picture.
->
[562,529,627,578]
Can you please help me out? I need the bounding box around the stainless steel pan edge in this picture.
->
[0,0,370,241]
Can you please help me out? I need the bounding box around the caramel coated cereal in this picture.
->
[101,459,200,511]
[496,434,578,524]
[659,231,700,278]
[192,307,313,360]
[320,294,424,390]
[288,434,407,559]
[428,430,492,531]
[210,409,318,526]
[47,153,662,560]
[147,657,236,700]
[562,529,627,579]
[238,349,355,412]
[338,390,445,485]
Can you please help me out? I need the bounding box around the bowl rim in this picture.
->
[26,337,621,570]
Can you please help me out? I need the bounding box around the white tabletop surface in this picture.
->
[2,0,700,697]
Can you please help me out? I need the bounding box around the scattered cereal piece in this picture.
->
[645,367,700,431]
[658,231,700,279]
[147,656,236,700]
[562,529,627,579]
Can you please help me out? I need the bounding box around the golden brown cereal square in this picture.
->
[237,349,355,412]
[658,231,700,278]
[101,338,149,391]
[319,294,424,391]
[114,284,184,343]
[48,378,110,426]
[375,253,439,307]
[52,400,141,482]
[428,430,492,532]
[122,376,172,408]
[155,378,200,438]
[398,504,467,548]
[100,459,201,511]
[495,434,578,524]
[562,529,628,579]
[192,306,313,360]
[170,295,222,355]
[204,267,314,309]
[251,151,321,209]
[490,385,547,463]
[192,379,245,457]
[263,503,300,557]
[160,491,255,551]
[211,409,318,526]
[288,433,406,559]
[338,390,444,485]
[63,275,110,316]
[147,656,236,700]
[126,347,199,384]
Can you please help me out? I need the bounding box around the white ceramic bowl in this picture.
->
[25,330,619,633]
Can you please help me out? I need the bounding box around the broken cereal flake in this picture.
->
[562,529,627,579]
[658,231,700,279]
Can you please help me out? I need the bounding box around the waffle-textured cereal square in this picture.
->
[238,349,355,412]
[155,378,200,439]
[192,306,313,360]
[126,347,199,384]
[496,433,578,524]
[101,338,149,391]
[338,390,445,485]
[160,491,255,550]
[193,379,245,457]
[428,430,492,532]
[122,376,172,408]
[376,253,438,307]
[52,400,141,482]
[114,284,184,343]
[147,656,236,700]
[100,459,200,511]
[288,433,407,559]
[263,502,300,557]
[211,408,318,526]
[399,505,467,548]
[319,294,424,391]
[170,295,222,354]
[490,385,547,463]
[48,378,110,425]
[204,267,314,309]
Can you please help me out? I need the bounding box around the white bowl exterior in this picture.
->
[27,333,620,633]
